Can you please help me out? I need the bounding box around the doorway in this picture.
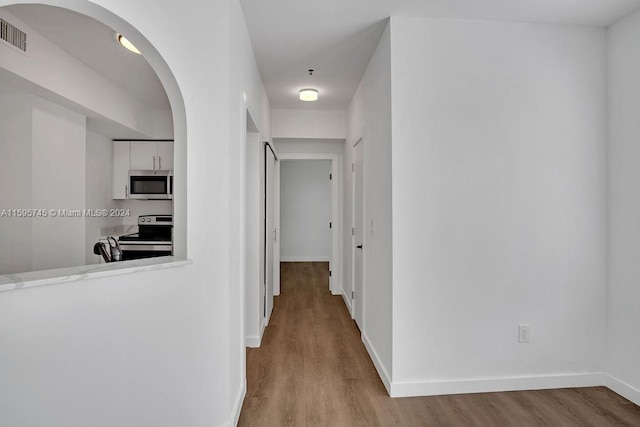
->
[274,152,342,296]
[279,160,332,264]
[244,109,278,348]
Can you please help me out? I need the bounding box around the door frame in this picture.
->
[242,96,266,348]
[274,152,342,295]
[352,137,364,329]
[263,142,277,326]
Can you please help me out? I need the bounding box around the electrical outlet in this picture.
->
[518,324,530,343]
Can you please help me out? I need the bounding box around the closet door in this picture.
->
[264,144,277,322]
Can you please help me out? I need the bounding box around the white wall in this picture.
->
[275,138,344,155]
[389,17,607,396]
[0,8,165,138]
[345,22,394,386]
[0,266,212,426]
[606,9,640,405]
[0,0,270,426]
[150,108,174,139]
[280,160,331,262]
[229,0,272,421]
[0,94,32,275]
[272,109,346,139]
[0,95,87,273]
[31,97,87,271]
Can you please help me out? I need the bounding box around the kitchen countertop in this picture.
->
[0,256,192,292]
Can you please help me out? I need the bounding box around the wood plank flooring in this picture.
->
[239,262,640,426]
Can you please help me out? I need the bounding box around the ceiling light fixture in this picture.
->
[299,68,318,101]
[299,88,319,102]
[117,34,141,54]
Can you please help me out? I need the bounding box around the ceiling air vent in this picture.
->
[0,18,27,52]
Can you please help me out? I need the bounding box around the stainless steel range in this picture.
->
[118,215,173,260]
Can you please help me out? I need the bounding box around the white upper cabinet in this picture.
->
[113,141,130,200]
[130,141,174,171]
[156,142,174,170]
[130,142,158,170]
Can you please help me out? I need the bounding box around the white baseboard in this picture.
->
[341,289,353,318]
[245,317,268,348]
[390,372,606,398]
[245,335,260,348]
[606,374,640,406]
[362,332,392,394]
[280,256,330,262]
[228,379,246,427]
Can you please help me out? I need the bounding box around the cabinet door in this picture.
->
[157,142,174,170]
[130,142,158,170]
[113,142,130,199]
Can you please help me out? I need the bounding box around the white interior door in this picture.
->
[258,143,266,326]
[329,160,334,292]
[265,144,276,323]
[353,139,364,330]
[273,161,280,296]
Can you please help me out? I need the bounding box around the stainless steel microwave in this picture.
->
[128,170,173,199]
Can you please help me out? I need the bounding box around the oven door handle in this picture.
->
[118,244,173,251]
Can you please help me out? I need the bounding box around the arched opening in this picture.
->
[0,0,187,277]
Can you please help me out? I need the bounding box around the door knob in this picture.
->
[357,244,363,249]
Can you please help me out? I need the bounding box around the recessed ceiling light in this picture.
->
[299,88,318,102]
[117,34,141,55]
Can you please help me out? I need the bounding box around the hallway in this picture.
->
[238,262,640,426]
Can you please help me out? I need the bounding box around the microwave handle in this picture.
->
[125,185,128,199]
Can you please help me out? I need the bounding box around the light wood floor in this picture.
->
[239,262,640,426]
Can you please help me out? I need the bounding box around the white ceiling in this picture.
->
[240,0,640,110]
[3,4,170,110]
[3,1,640,114]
